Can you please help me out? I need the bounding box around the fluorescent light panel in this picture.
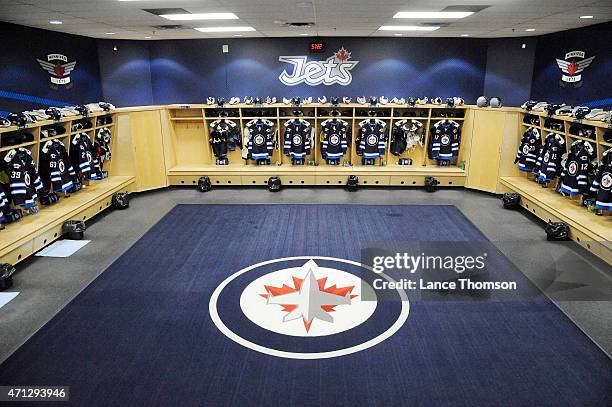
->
[379,25,439,31]
[195,26,255,32]
[160,13,238,21]
[394,11,473,19]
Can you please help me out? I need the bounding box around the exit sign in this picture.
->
[309,41,326,53]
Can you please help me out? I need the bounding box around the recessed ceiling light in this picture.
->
[49,20,63,25]
[394,11,473,19]
[299,33,309,36]
[145,36,151,39]
[580,15,593,19]
[194,26,255,33]
[106,32,116,35]
[160,13,238,21]
[379,25,440,31]
[460,34,469,37]
[233,34,243,37]
[394,33,403,36]
[525,28,535,32]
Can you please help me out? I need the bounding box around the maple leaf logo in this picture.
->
[54,64,65,76]
[260,269,357,333]
[334,47,351,63]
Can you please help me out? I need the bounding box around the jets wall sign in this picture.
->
[37,54,77,90]
[556,51,595,88]
[209,256,409,359]
[278,47,359,87]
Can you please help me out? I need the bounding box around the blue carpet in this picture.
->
[0,205,610,407]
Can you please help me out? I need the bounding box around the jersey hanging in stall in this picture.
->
[320,119,349,160]
[283,119,313,159]
[535,133,565,183]
[428,120,461,162]
[515,127,542,172]
[357,119,387,159]
[3,148,44,208]
[0,186,8,223]
[95,128,112,168]
[39,139,76,193]
[590,148,612,210]
[244,119,275,160]
[209,119,239,159]
[390,120,423,156]
[559,140,595,196]
[71,133,103,181]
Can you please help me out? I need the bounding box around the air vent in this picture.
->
[151,25,187,30]
[143,8,189,16]
[284,22,315,28]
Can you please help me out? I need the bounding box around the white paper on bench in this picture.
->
[35,240,91,258]
[0,292,19,310]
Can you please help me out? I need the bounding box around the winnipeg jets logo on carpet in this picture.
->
[279,47,359,87]
[556,50,595,88]
[36,53,77,90]
[209,256,409,359]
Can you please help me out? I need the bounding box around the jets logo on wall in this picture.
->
[556,51,595,88]
[279,47,359,87]
[37,54,77,90]
[209,256,409,359]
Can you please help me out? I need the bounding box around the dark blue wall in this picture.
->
[531,22,612,108]
[483,38,537,107]
[147,37,488,105]
[0,22,102,114]
[98,40,154,107]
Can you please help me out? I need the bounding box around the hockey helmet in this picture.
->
[546,104,563,116]
[489,97,503,108]
[407,97,417,106]
[111,192,130,209]
[445,97,455,107]
[268,176,281,192]
[330,96,340,106]
[346,175,359,192]
[545,221,570,241]
[197,176,212,192]
[243,96,254,104]
[206,97,216,105]
[318,96,327,104]
[342,97,352,104]
[0,263,16,291]
[291,97,302,107]
[573,107,591,120]
[216,97,226,107]
[99,102,113,112]
[432,97,443,105]
[502,192,520,209]
[476,96,488,107]
[8,113,28,127]
[46,107,62,121]
[63,220,87,240]
[253,97,264,106]
[368,96,378,106]
[378,96,389,105]
[453,97,465,106]
[603,130,612,143]
[416,97,428,105]
[75,105,89,116]
[356,96,367,105]
[228,97,240,105]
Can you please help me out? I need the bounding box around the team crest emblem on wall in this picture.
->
[278,47,359,86]
[556,51,595,88]
[209,256,409,359]
[37,54,77,90]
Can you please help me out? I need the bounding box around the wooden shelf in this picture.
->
[40,134,69,142]
[170,117,204,121]
[500,176,611,264]
[0,176,135,265]
[0,141,37,152]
